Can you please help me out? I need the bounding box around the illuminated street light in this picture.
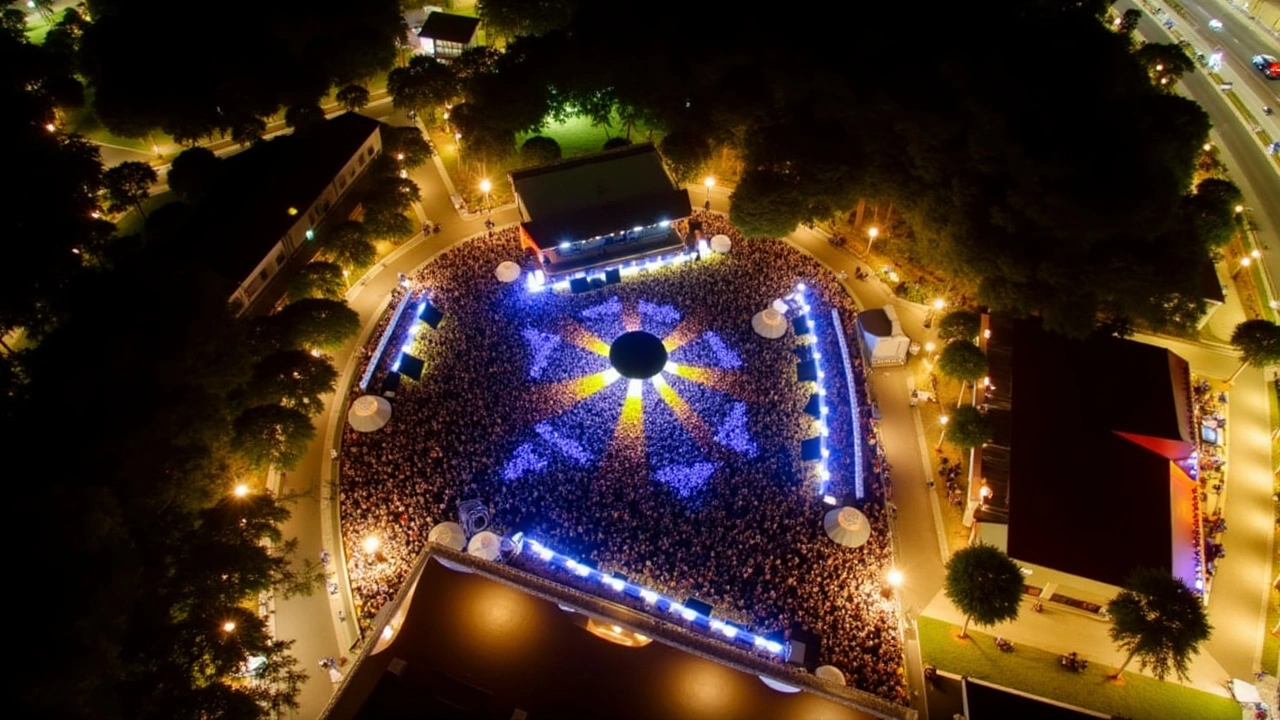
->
[936,414,949,450]
[222,621,236,632]
[1235,204,1245,213]
[233,484,250,498]
[933,298,946,311]
[703,176,715,209]
[924,341,936,355]
[1241,256,1252,267]
[979,482,993,505]
[480,178,493,221]
[866,226,880,254]
[1251,249,1262,259]
[44,123,56,132]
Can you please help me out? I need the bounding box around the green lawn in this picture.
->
[517,112,659,159]
[24,8,65,45]
[112,192,177,238]
[918,616,1239,720]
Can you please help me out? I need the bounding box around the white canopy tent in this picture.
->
[857,305,910,367]
[466,530,502,561]
[823,507,872,548]
[710,234,732,253]
[347,395,393,432]
[752,308,788,339]
[814,665,846,685]
[495,261,522,283]
[427,521,466,550]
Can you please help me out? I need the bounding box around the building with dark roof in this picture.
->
[196,113,382,310]
[416,11,480,59]
[509,143,692,279]
[968,316,1204,610]
[323,549,911,720]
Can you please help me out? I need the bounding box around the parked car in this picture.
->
[1253,54,1280,79]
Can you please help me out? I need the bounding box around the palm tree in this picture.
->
[1227,319,1280,383]
[1106,569,1211,681]
[944,543,1024,638]
[937,340,988,407]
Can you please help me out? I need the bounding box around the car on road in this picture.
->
[1253,54,1280,79]
[1208,19,1223,30]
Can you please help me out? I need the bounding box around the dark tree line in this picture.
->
[78,0,404,143]
[2,23,360,717]
[413,0,1236,336]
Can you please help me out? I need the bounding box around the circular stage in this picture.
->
[608,331,669,379]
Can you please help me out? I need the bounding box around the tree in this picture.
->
[287,261,346,301]
[1228,319,1280,382]
[1132,42,1196,90]
[363,172,421,217]
[943,543,1025,638]
[946,404,993,449]
[166,146,221,204]
[477,0,578,39]
[383,125,434,169]
[450,101,518,167]
[231,404,316,470]
[319,220,376,269]
[729,168,807,238]
[284,103,325,129]
[1,8,26,40]
[230,116,267,146]
[1116,8,1141,36]
[937,341,988,405]
[658,129,712,184]
[1106,569,1212,681]
[520,135,562,166]
[1183,177,1242,249]
[270,298,360,351]
[362,210,416,242]
[102,160,157,218]
[387,54,457,117]
[336,83,371,112]
[244,350,339,415]
[937,310,982,343]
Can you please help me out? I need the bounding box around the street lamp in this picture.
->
[886,568,904,588]
[222,621,236,633]
[866,226,880,254]
[233,483,250,498]
[342,268,350,289]
[936,414,949,450]
[703,176,715,210]
[1235,204,1245,214]
[1203,142,1213,152]
[924,341,936,356]
[979,482,993,506]
[480,178,493,227]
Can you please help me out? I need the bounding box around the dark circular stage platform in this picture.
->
[609,331,669,379]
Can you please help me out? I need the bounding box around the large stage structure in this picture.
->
[509,143,693,283]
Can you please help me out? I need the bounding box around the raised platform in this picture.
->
[542,229,685,278]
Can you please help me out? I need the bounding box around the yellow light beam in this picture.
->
[660,317,702,353]
[670,363,733,389]
[559,319,611,356]
[528,370,621,422]
[604,381,646,470]
[651,374,715,449]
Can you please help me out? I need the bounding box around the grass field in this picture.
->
[112,192,176,238]
[918,616,1239,720]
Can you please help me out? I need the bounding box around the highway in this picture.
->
[1117,0,1280,317]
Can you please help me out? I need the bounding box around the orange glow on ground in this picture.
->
[670,364,731,389]
[559,320,611,356]
[660,317,701,352]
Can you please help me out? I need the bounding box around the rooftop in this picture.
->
[989,318,1197,588]
[510,143,691,246]
[417,11,480,43]
[197,113,381,284]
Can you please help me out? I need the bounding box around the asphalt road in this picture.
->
[1179,0,1280,103]
[1118,0,1280,305]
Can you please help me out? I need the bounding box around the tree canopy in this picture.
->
[166,146,222,204]
[232,404,317,470]
[1230,319,1280,369]
[938,341,989,386]
[101,160,157,217]
[946,404,993,449]
[943,543,1025,637]
[287,261,347,302]
[937,310,982,343]
[477,0,578,39]
[520,135,562,166]
[79,0,403,140]
[1106,569,1212,681]
[268,298,361,351]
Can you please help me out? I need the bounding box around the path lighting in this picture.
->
[396,153,404,161]
[222,621,236,633]
[703,176,715,208]
[886,568,904,588]
[1203,143,1213,152]
[932,298,946,311]
[1241,256,1252,268]
[45,123,56,132]
[1235,205,1245,213]
[1250,249,1262,259]
[480,178,493,218]
[233,484,250,498]
[936,414,950,450]
[363,536,381,554]
[924,341,936,355]
[866,226,880,254]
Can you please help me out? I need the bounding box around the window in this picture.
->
[359,154,366,167]
[258,268,270,281]
[275,253,286,267]
[338,175,347,190]
[349,167,357,179]
[366,146,374,158]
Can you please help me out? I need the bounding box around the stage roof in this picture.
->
[327,557,881,720]
[510,144,691,247]
[998,318,1196,588]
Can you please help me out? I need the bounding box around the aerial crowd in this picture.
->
[338,212,908,703]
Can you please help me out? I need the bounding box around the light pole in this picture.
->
[936,414,949,450]
[342,268,350,289]
[233,483,250,498]
[866,226,879,254]
[480,178,493,228]
[703,176,715,210]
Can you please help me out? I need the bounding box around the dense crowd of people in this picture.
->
[338,212,907,704]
